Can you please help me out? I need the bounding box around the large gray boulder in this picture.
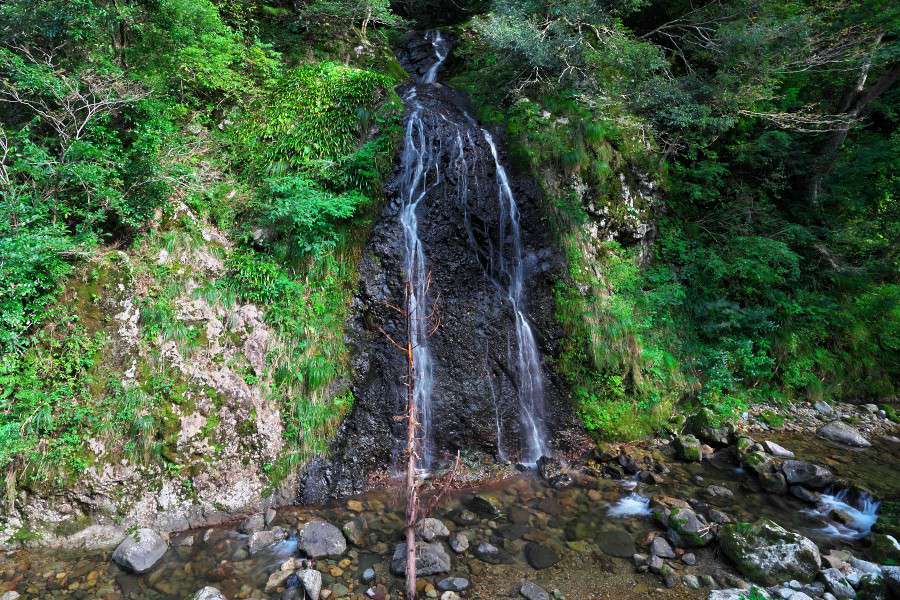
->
[112,528,168,574]
[298,521,346,558]
[782,460,834,489]
[675,435,702,462]
[390,541,452,576]
[817,421,871,447]
[719,519,821,585]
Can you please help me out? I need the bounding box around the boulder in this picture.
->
[248,528,286,555]
[819,568,855,599]
[814,401,834,415]
[437,577,470,592]
[524,542,561,569]
[782,460,834,489]
[449,532,469,553]
[764,441,795,459]
[467,494,503,518]
[194,588,227,600]
[390,542,452,576]
[417,518,450,542]
[719,519,821,585]
[708,589,770,600]
[743,451,775,477]
[62,524,127,551]
[688,409,732,446]
[596,527,636,557]
[297,569,322,600]
[112,528,168,574]
[817,421,871,448]
[342,517,367,546]
[871,534,900,564]
[651,536,676,559]
[882,566,900,599]
[298,521,346,558]
[667,507,714,547]
[473,541,512,564]
[675,435,703,462]
[790,486,821,504]
[760,471,788,495]
[239,513,265,534]
[519,581,550,600]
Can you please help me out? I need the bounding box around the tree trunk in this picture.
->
[404,282,418,600]
[808,34,898,204]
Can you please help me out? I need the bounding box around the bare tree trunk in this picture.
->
[361,4,372,40]
[403,282,419,600]
[808,34,898,204]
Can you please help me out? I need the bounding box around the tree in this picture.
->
[296,0,402,39]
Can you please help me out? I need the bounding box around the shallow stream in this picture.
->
[2,434,896,600]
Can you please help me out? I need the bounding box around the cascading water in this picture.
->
[802,489,880,540]
[481,131,550,465]
[423,30,448,84]
[392,31,550,466]
[397,91,438,471]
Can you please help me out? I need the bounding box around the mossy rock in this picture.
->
[870,533,900,564]
[675,435,702,462]
[667,507,713,547]
[719,519,821,586]
[736,436,755,456]
[873,501,900,538]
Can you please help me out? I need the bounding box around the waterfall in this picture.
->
[481,131,549,465]
[393,30,550,468]
[397,90,437,471]
[423,30,449,84]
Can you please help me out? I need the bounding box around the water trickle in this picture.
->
[481,130,550,465]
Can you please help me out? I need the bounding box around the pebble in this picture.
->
[682,553,697,566]
[683,575,700,589]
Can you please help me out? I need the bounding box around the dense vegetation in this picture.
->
[450,0,899,437]
[0,0,403,489]
[0,0,896,497]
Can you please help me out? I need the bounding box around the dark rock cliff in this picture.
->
[299,32,574,502]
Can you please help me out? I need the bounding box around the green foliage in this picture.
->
[259,176,368,259]
[129,0,280,102]
[230,61,400,176]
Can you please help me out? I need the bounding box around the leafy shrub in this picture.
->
[259,176,368,259]
[230,61,399,176]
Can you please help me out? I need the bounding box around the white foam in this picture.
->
[802,489,880,540]
[608,493,651,518]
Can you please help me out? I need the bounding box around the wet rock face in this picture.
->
[300,32,571,501]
